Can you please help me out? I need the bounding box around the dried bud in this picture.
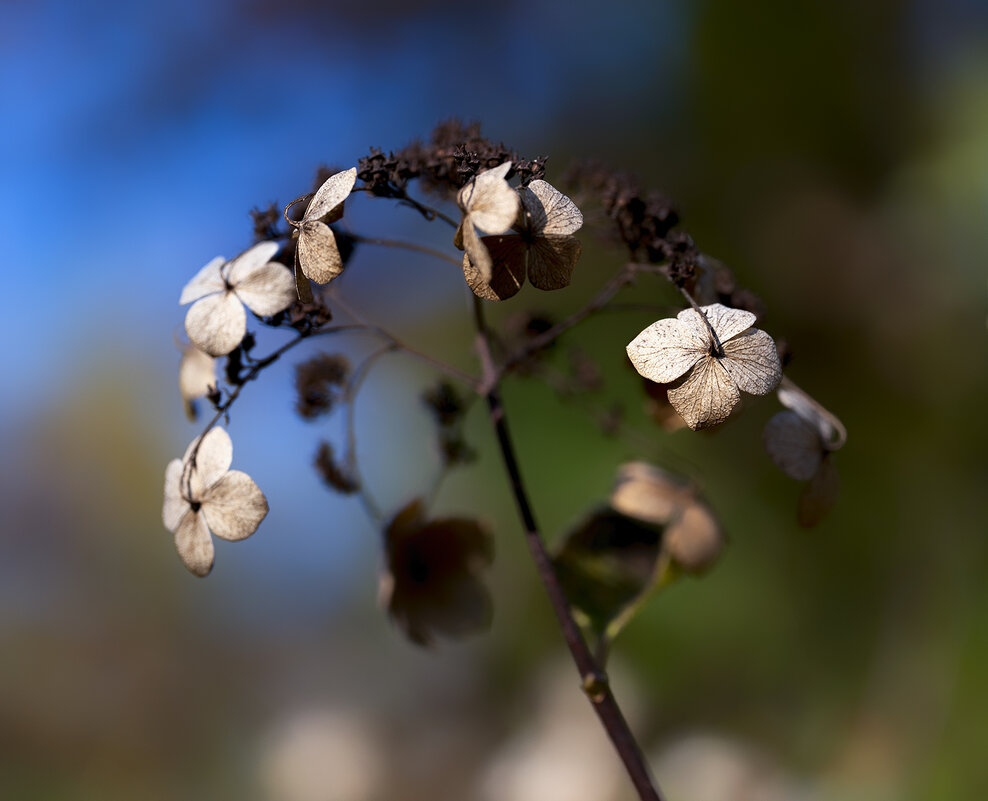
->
[314,441,359,495]
[295,354,350,420]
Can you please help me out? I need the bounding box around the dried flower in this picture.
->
[294,353,350,420]
[453,161,520,285]
[379,499,493,646]
[180,242,295,356]
[627,303,782,430]
[462,179,584,301]
[178,343,217,421]
[162,427,268,576]
[288,167,357,299]
[314,441,360,495]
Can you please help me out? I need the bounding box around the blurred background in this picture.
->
[1,0,986,798]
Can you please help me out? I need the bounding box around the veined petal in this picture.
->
[202,470,268,541]
[678,304,755,344]
[763,410,824,481]
[174,509,214,577]
[461,220,493,284]
[183,426,233,498]
[462,163,519,234]
[185,291,246,357]
[162,458,188,531]
[720,329,782,396]
[627,318,707,384]
[667,357,740,430]
[298,221,343,284]
[527,235,580,291]
[179,257,225,305]
[305,167,357,222]
[524,180,583,236]
[462,237,525,301]
[225,241,279,286]
[234,261,296,316]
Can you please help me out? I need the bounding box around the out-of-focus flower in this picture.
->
[454,161,520,285]
[627,303,781,430]
[162,427,268,576]
[763,379,846,527]
[180,242,295,356]
[288,167,357,297]
[379,499,493,646]
[462,179,583,300]
[178,343,216,421]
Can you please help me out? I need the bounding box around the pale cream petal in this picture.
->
[461,237,525,301]
[763,410,823,481]
[461,219,493,284]
[463,163,519,234]
[678,304,755,344]
[185,291,246,357]
[798,456,839,527]
[234,261,296,316]
[174,509,214,577]
[610,462,692,525]
[664,502,723,572]
[179,256,226,305]
[304,167,357,222]
[224,241,280,286]
[298,221,343,284]
[179,346,216,403]
[202,470,268,541]
[524,179,583,236]
[527,235,581,291]
[720,329,782,396]
[162,458,188,532]
[626,318,707,384]
[183,426,233,498]
[666,357,740,430]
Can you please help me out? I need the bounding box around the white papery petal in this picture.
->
[763,411,824,481]
[183,426,233,498]
[678,304,756,344]
[610,462,691,525]
[627,318,708,384]
[234,261,296,316]
[664,503,723,572]
[524,180,583,236]
[225,241,279,286]
[667,357,740,430]
[162,458,188,532]
[298,221,343,284]
[460,163,519,234]
[179,346,216,402]
[185,291,246,357]
[179,257,226,305]
[305,167,357,222]
[202,470,268,541]
[174,509,214,577]
[720,329,781,396]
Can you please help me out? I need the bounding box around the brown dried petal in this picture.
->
[298,221,344,284]
[462,240,525,301]
[719,329,782,396]
[527,235,581,291]
[664,502,723,573]
[610,462,693,526]
[523,179,583,236]
[666,357,741,430]
[763,410,824,481]
[202,470,269,542]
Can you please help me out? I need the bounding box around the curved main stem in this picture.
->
[471,297,664,801]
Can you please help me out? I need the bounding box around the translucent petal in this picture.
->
[202,470,268,541]
[224,241,279,286]
[461,220,493,284]
[234,261,296,316]
[304,167,357,222]
[184,290,246,357]
[626,318,707,384]
[162,458,188,532]
[678,304,755,344]
[179,256,225,305]
[461,163,519,234]
[174,509,214,577]
[610,462,691,525]
[720,329,782,396]
[462,237,525,301]
[763,410,823,481]
[527,235,581,291]
[298,221,343,284]
[664,502,722,572]
[523,180,583,236]
[798,456,839,528]
[178,346,216,403]
[183,426,233,498]
[778,383,846,449]
[666,357,740,430]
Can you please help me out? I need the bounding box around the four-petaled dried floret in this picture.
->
[627,303,782,430]
[180,242,295,356]
[453,161,520,285]
[162,427,268,576]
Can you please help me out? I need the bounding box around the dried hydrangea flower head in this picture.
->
[627,303,782,430]
[162,427,269,576]
[611,462,723,573]
[462,179,584,301]
[178,343,216,421]
[180,241,295,356]
[379,499,493,646]
[287,167,358,301]
[453,161,520,285]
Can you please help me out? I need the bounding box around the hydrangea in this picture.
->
[462,179,584,301]
[178,343,216,421]
[180,242,295,356]
[453,161,520,285]
[162,427,268,576]
[627,303,782,430]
